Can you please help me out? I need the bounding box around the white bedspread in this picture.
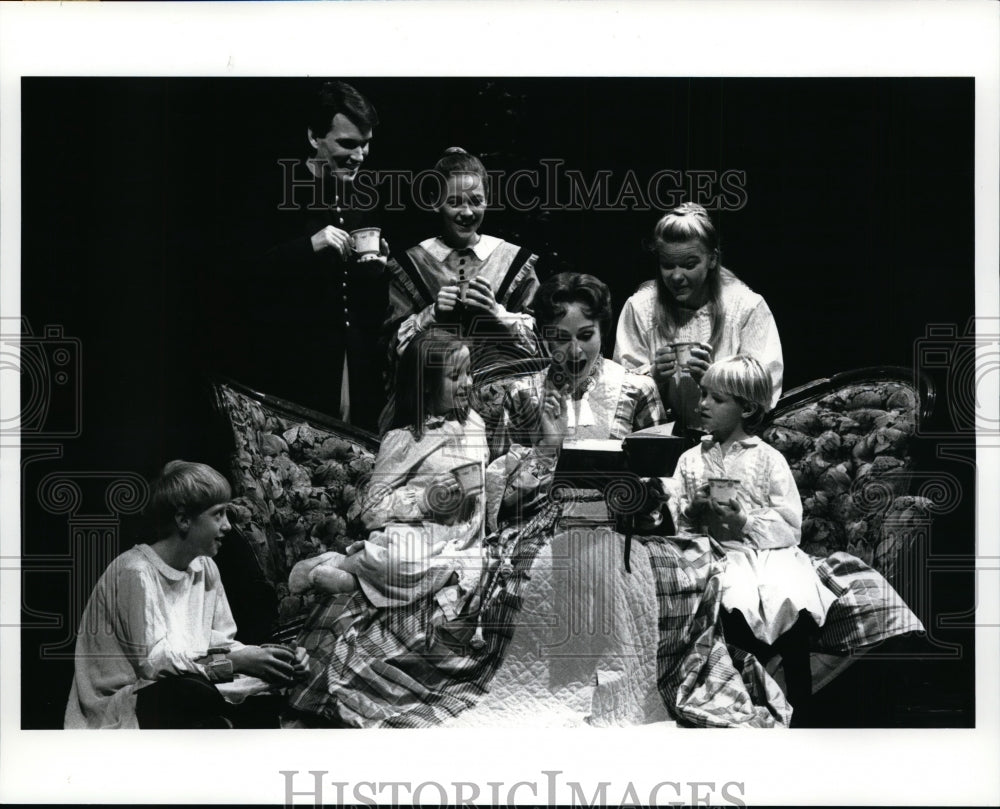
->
[444,524,674,728]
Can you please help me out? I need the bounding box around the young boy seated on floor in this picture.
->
[64,460,308,729]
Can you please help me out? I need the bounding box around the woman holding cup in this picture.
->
[380,147,541,433]
[614,202,783,438]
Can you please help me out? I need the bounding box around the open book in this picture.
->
[555,423,685,481]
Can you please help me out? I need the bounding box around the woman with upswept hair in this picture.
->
[614,202,783,435]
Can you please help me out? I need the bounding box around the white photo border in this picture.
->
[1,1,997,806]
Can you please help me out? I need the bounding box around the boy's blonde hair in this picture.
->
[147,460,231,538]
[701,355,772,434]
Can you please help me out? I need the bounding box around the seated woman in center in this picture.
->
[379,147,541,433]
[285,275,674,728]
[495,271,666,454]
[453,271,675,727]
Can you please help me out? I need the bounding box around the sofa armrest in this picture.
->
[210,376,379,621]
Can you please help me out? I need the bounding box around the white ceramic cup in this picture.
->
[672,341,698,379]
[350,226,381,258]
[708,477,740,504]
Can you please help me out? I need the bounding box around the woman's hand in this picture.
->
[310,225,351,258]
[652,344,677,386]
[685,342,714,382]
[435,285,462,318]
[228,645,297,684]
[463,276,500,317]
[538,382,566,449]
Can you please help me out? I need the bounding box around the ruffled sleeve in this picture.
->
[502,252,540,315]
[737,295,784,407]
[742,449,801,550]
[357,427,430,530]
[384,258,436,358]
[614,288,657,375]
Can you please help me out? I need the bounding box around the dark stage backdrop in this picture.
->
[19,77,976,728]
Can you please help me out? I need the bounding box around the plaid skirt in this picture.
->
[644,534,925,727]
[286,515,923,728]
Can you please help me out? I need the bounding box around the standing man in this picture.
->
[215,81,391,433]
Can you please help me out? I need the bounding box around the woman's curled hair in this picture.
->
[531,272,613,340]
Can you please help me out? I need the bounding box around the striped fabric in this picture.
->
[285,514,923,728]
[643,535,792,727]
[811,551,925,652]
[644,534,923,728]
[285,519,921,728]
[286,502,562,728]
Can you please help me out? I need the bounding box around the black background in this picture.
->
[18,77,976,729]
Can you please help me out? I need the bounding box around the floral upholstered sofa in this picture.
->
[211,380,380,632]
[211,364,935,643]
[760,367,935,586]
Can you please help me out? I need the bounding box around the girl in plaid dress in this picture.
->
[379,147,541,433]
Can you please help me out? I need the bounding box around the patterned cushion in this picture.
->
[212,381,378,621]
[762,374,933,581]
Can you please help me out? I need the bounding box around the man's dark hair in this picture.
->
[306,80,379,138]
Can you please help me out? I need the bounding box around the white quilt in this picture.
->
[444,526,675,728]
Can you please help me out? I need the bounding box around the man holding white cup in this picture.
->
[226,81,394,432]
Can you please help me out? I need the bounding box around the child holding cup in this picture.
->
[667,355,834,720]
[614,202,783,439]
[289,328,489,608]
[64,461,308,729]
[380,147,541,433]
